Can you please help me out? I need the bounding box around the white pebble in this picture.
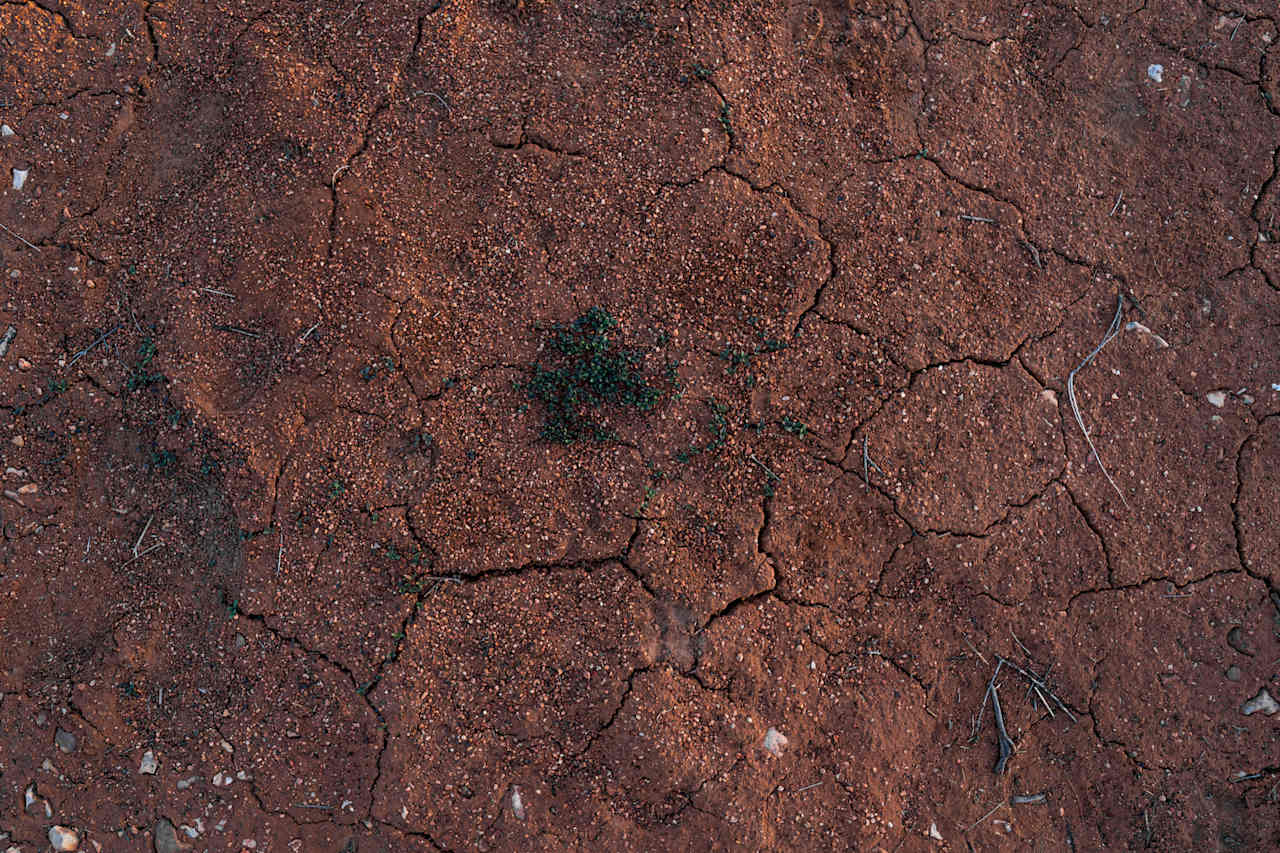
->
[1206,391,1227,408]
[1147,64,1164,83]
[11,168,28,190]
[761,727,788,757]
[48,825,79,851]
[1242,688,1279,716]
[139,750,158,775]
[1,124,13,137]
[929,821,943,841]
[510,785,526,820]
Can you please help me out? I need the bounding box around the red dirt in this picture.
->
[2,1,1279,850]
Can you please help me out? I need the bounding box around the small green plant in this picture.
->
[780,416,809,439]
[716,338,786,376]
[126,337,163,392]
[328,478,345,498]
[672,399,732,465]
[520,307,665,444]
[147,448,177,472]
[359,356,397,382]
[46,378,68,396]
[780,416,808,438]
[719,103,733,138]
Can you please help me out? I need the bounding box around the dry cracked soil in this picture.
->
[2,0,1280,851]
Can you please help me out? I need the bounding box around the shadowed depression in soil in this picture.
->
[2,0,1280,850]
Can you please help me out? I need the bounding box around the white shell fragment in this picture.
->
[12,168,28,190]
[1147,64,1164,82]
[1206,391,1227,408]
[1,124,13,137]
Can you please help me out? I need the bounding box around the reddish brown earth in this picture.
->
[2,0,1279,850]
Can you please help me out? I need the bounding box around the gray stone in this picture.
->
[55,729,77,753]
[154,818,184,853]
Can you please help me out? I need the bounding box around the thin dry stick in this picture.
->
[995,654,1078,723]
[134,514,153,557]
[966,800,1008,833]
[989,679,1014,773]
[1066,296,1131,509]
[748,453,780,481]
[68,324,121,366]
[0,221,40,251]
[971,659,1003,741]
[120,542,164,568]
[961,634,989,666]
[861,436,885,486]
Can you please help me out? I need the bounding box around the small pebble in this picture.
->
[1206,391,1226,407]
[16,357,31,371]
[1,124,14,137]
[11,167,28,190]
[1242,688,1279,716]
[1225,665,1242,681]
[761,726,788,757]
[0,325,15,358]
[139,750,158,775]
[55,729,78,752]
[153,818,182,853]
[1147,63,1164,82]
[510,785,525,820]
[176,775,199,790]
[49,825,79,851]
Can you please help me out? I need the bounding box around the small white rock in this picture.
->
[1147,63,1164,83]
[1,124,13,137]
[139,750,158,774]
[929,821,943,841]
[1242,688,1279,716]
[761,727,789,757]
[48,825,79,851]
[12,168,28,190]
[510,785,526,820]
[1206,391,1227,408]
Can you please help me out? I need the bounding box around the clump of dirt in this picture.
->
[1,1,1278,851]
